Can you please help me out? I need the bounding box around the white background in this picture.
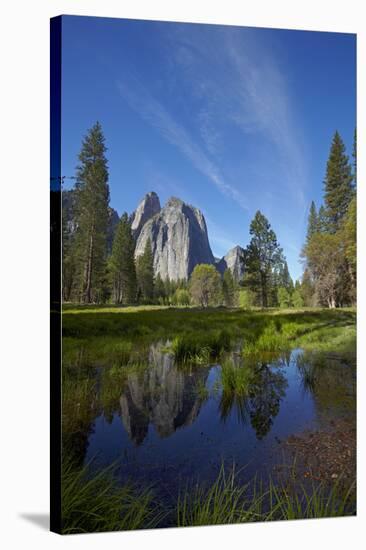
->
[0,0,365,548]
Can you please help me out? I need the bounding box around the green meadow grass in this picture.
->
[62,306,356,367]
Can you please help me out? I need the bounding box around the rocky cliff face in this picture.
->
[216,245,246,282]
[134,196,215,281]
[130,191,161,240]
[63,188,247,283]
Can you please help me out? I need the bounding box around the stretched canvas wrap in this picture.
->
[50,15,357,534]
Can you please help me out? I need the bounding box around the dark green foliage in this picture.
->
[154,273,166,303]
[291,288,304,308]
[277,287,291,308]
[342,196,356,305]
[306,201,319,243]
[317,205,328,233]
[222,269,236,307]
[136,238,154,302]
[109,213,137,304]
[301,131,356,308]
[189,264,222,307]
[171,288,190,306]
[324,131,354,232]
[244,211,285,307]
[62,192,77,301]
[72,122,110,303]
[352,128,357,186]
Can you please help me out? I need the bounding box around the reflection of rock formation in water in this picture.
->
[120,344,208,445]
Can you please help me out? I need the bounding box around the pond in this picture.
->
[62,342,356,515]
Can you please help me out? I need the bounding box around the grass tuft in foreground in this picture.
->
[61,459,159,534]
[177,466,356,527]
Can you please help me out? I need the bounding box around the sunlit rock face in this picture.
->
[216,245,246,282]
[131,191,161,240]
[134,196,215,281]
[119,344,208,445]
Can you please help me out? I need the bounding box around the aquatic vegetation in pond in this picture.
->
[171,329,232,363]
[221,359,255,396]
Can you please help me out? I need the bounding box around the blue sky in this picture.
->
[61,16,356,281]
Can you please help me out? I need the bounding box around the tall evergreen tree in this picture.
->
[306,201,319,243]
[317,205,328,233]
[73,122,110,303]
[352,128,357,187]
[324,131,353,232]
[278,260,294,292]
[222,269,236,307]
[62,202,76,301]
[154,273,166,303]
[244,211,283,307]
[300,268,315,307]
[136,238,154,302]
[342,195,356,305]
[109,212,137,304]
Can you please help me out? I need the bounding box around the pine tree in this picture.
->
[73,122,110,303]
[62,200,76,301]
[222,269,236,307]
[154,273,166,303]
[306,201,318,243]
[352,128,357,187]
[277,287,290,308]
[136,238,154,302]
[317,205,328,233]
[291,289,304,308]
[300,268,315,307]
[244,211,283,307]
[109,212,137,304]
[342,195,356,305]
[324,131,353,232]
[279,260,294,293]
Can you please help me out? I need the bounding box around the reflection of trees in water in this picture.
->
[62,365,100,466]
[296,351,356,418]
[248,366,288,439]
[119,344,209,445]
[219,356,288,439]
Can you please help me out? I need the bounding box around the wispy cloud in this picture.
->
[166,25,309,209]
[117,76,249,211]
[116,23,310,273]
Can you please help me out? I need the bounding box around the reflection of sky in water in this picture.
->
[83,348,355,497]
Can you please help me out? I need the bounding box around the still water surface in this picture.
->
[76,344,355,499]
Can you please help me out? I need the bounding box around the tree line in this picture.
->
[300,130,356,308]
[62,122,356,309]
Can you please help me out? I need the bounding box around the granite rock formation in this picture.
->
[216,245,246,282]
[130,191,161,240]
[134,196,215,281]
